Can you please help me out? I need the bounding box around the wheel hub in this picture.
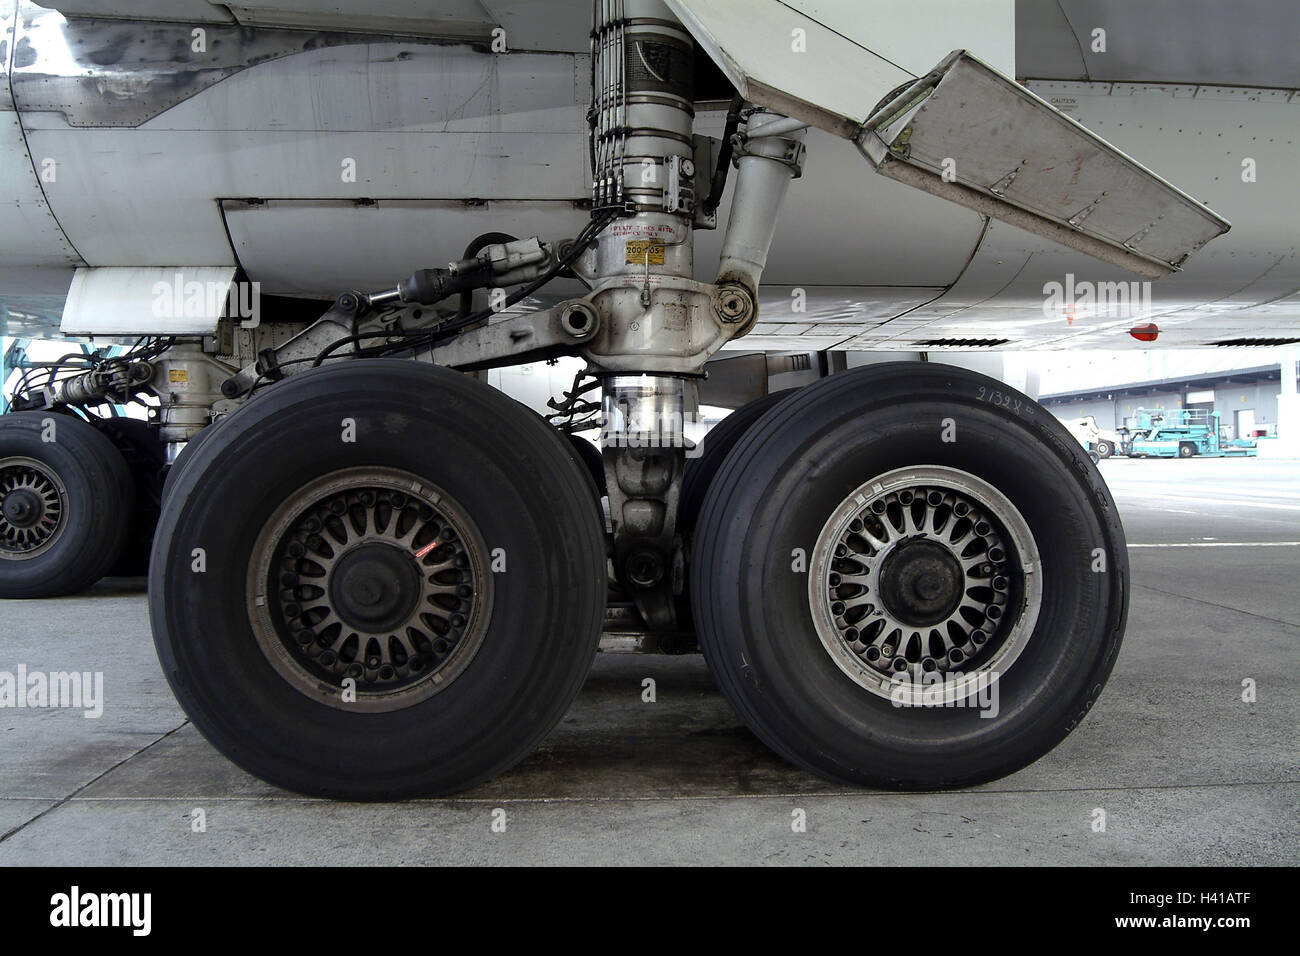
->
[0,458,66,557]
[2,488,42,528]
[329,543,422,633]
[877,539,963,626]
[808,465,1042,702]
[247,467,493,712]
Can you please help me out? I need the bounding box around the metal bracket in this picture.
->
[425,298,601,372]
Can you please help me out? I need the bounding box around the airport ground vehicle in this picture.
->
[5,0,1279,797]
[1063,415,1122,459]
[1125,408,1258,458]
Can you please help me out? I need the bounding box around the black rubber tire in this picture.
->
[149,360,606,798]
[565,433,605,502]
[0,411,134,598]
[691,363,1129,789]
[1178,442,1196,458]
[1094,440,1113,459]
[101,417,167,577]
[679,390,795,541]
[161,417,222,504]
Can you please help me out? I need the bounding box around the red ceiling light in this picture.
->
[1129,323,1160,342]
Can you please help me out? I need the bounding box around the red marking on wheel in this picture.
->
[415,541,439,559]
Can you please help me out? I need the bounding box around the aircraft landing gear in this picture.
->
[689,363,1129,788]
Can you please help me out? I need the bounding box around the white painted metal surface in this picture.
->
[666,0,1012,135]
[1,1,1295,350]
[61,267,239,335]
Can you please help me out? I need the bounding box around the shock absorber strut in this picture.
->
[586,0,807,631]
[588,0,700,630]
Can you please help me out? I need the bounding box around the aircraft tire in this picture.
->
[150,359,606,798]
[0,411,134,598]
[690,362,1129,789]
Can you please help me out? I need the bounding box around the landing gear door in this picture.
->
[666,0,1230,278]
[857,51,1230,278]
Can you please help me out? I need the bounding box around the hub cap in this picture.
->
[0,457,67,559]
[248,467,492,712]
[808,465,1041,704]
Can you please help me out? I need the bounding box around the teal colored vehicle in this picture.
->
[1125,408,1257,458]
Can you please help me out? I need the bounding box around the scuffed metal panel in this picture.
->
[38,1,235,21]
[35,0,593,52]
[859,52,1230,277]
[9,1,489,128]
[23,40,589,268]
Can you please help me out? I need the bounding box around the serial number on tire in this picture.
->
[976,385,1030,414]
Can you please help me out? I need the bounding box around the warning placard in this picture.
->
[625,240,665,265]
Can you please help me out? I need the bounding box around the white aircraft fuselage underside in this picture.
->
[1,0,1294,349]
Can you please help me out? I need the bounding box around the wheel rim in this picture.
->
[0,456,68,560]
[247,466,493,712]
[808,465,1041,704]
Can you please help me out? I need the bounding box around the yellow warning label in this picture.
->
[625,240,665,265]
[169,369,189,384]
